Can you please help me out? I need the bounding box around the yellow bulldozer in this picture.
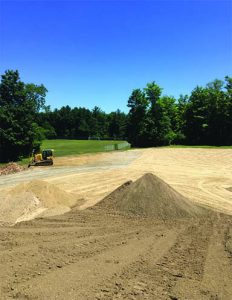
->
[28,149,54,167]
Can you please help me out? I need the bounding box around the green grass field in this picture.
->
[41,139,128,157]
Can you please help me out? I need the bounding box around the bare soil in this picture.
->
[0,208,231,300]
[0,163,25,176]
[1,148,231,215]
[0,148,231,299]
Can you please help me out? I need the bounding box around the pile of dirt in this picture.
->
[0,163,25,176]
[0,180,79,224]
[97,173,205,219]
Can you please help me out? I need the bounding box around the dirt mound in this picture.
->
[97,173,204,218]
[0,180,79,224]
[11,180,77,208]
[0,162,25,175]
[226,187,232,192]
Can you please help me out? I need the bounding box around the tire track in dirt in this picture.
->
[96,220,212,300]
[0,212,231,299]
[90,227,182,300]
[96,217,226,300]
[167,215,232,300]
[6,228,178,300]
[198,179,232,214]
[199,216,232,300]
[0,209,167,299]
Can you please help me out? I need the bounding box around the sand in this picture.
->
[0,180,79,224]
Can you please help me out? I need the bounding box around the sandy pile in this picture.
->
[97,173,204,218]
[0,163,25,176]
[0,180,79,224]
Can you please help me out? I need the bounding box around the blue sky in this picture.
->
[0,0,231,112]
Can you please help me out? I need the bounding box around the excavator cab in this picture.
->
[28,149,54,167]
[42,149,53,160]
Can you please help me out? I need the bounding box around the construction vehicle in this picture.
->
[28,149,54,167]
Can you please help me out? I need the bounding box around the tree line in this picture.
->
[127,78,232,147]
[0,70,231,162]
[37,106,127,141]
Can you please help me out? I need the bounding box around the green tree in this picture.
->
[144,82,176,146]
[127,82,178,147]
[108,109,127,139]
[127,89,149,146]
[0,70,47,162]
[184,78,232,145]
[173,94,188,144]
[224,76,232,145]
[90,106,108,138]
[157,95,177,145]
[184,85,211,144]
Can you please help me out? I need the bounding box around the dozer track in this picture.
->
[28,160,53,167]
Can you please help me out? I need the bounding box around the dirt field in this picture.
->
[0,148,232,299]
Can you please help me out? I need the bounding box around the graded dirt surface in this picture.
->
[0,208,232,300]
[1,148,231,215]
[0,148,232,299]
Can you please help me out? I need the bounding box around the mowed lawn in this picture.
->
[41,139,128,157]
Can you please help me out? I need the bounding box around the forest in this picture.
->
[0,70,231,162]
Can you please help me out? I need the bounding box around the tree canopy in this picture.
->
[0,70,47,162]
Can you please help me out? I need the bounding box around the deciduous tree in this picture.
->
[0,70,47,162]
